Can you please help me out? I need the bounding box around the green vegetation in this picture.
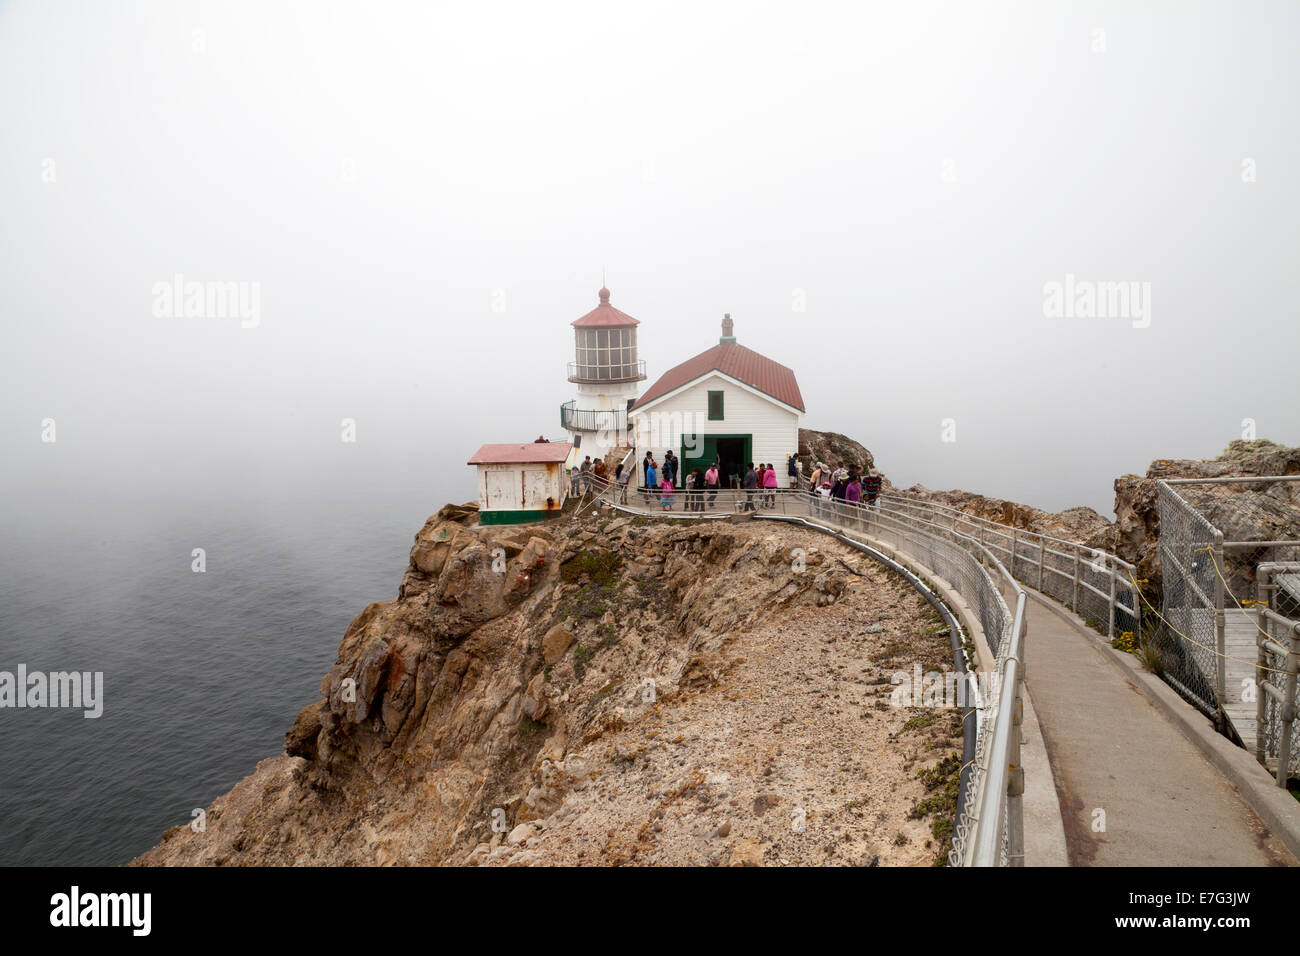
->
[1111,630,1137,653]
[910,752,961,866]
[557,550,627,623]
[560,550,623,587]
[871,640,907,661]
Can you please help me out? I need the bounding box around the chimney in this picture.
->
[720,313,736,344]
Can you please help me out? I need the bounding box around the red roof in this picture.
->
[632,341,805,412]
[572,287,640,328]
[468,441,573,465]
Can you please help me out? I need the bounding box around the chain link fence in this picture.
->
[1156,483,1223,717]
[1159,478,1300,785]
[1256,568,1300,783]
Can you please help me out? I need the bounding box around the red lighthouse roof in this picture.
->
[571,287,641,328]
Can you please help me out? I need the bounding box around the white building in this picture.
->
[559,286,644,470]
[467,441,573,525]
[629,315,805,487]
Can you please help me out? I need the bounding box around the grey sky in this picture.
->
[2,0,1296,516]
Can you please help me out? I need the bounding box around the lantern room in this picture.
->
[568,286,647,384]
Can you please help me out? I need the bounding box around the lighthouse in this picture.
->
[559,286,646,470]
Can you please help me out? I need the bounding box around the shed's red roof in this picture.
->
[631,341,804,412]
[572,287,640,328]
[468,441,573,465]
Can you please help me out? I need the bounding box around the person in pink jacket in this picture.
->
[659,476,674,510]
[762,461,779,508]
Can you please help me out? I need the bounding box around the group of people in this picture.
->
[569,455,634,503]
[568,449,883,515]
[740,462,783,510]
[634,451,792,512]
[640,450,714,511]
[805,459,883,509]
[569,455,607,497]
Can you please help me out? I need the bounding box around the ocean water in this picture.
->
[0,483,447,866]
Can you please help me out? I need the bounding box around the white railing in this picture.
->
[878,493,1141,644]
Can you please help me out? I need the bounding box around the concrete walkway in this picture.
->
[1015,583,1296,866]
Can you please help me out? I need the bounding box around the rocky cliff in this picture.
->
[133,430,1298,867]
[133,503,963,867]
[798,428,876,474]
[1111,439,1300,592]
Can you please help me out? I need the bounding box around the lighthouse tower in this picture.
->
[560,286,646,470]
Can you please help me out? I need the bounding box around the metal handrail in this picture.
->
[559,401,629,434]
[879,492,1141,640]
[881,492,1138,572]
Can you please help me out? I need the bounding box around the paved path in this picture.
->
[1015,584,1294,866]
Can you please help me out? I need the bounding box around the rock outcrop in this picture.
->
[1112,439,1300,592]
[132,502,960,867]
[799,428,876,474]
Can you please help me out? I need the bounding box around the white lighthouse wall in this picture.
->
[565,380,639,470]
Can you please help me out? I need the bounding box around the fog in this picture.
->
[3,0,1297,519]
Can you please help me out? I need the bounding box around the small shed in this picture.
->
[467,441,573,525]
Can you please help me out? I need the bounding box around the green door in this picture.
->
[681,434,750,488]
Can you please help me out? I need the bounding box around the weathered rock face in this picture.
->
[799,428,876,475]
[1112,440,1300,592]
[132,506,885,867]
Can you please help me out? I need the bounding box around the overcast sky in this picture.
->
[2,0,1296,517]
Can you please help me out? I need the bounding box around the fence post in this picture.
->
[1280,631,1299,788]
[1107,564,1117,641]
[1038,538,1045,591]
[1072,549,1080,611]
[1255,569,1269,770]
[1008,686,1025,867]
[1010,529,1018,580]
[1212,530,1226,711]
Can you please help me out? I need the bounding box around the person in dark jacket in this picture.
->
[742,462,758,511]
[643,458,658,506]
[864,468,883,509]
